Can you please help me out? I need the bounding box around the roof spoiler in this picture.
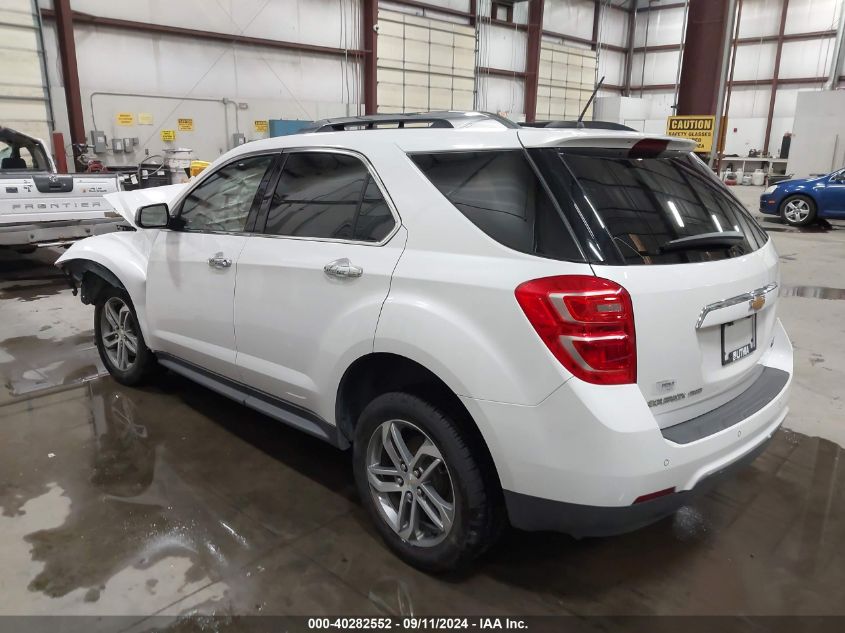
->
[522,120,637,132]
[518,130,697,154]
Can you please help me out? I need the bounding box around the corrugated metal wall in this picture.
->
[0,0,51,141]
[376,9,476,113]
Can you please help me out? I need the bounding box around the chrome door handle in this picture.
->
[207,252,232,269]
[324,258,363,279]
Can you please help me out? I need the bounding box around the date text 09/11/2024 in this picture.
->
[307,617,529,630]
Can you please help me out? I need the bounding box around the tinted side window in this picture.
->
[355,178,395,242]
[410,150,582,262]
[179,155,273,232]
[264,152,394,242]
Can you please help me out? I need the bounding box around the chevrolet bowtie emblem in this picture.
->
[750,295,766,311]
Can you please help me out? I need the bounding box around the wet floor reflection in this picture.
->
[0,249,105,399]
[2,371,842,618]
[780,285,845,300]
[2,249,845,619]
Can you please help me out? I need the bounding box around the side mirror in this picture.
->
[135,203,170,229]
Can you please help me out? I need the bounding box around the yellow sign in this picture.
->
[116,112,134,126]
[177,118,194,131]
[138,112,154,125]
[254,120,269,133]
[160,129,176,142]
[666,115,716,153]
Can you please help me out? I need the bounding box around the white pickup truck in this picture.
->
[1,126,123,253]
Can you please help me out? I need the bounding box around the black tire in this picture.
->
[779,194,817,227]
[94,286,157,386]
[353,392,503,572]
[13,245,38,254]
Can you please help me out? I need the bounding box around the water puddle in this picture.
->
[780,285,845,301]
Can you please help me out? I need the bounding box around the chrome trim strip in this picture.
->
[695,282,778,330]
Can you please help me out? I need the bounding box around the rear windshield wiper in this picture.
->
[660,231,744,253]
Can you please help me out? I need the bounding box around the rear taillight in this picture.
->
[514,275,636,385]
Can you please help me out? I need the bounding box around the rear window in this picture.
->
[538,148,768,265]
[410,151,583,262]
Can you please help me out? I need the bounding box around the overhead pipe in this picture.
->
[824,0,845,90]
[763,0,790,155]
[717,0,743,174]
[707,0,738,168]
[32,0,55,133]
[623,7,636,96]
[672,0,690,113]
[89,91,238,152]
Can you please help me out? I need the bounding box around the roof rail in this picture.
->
[522,120,637,132]
[299,111,520,133]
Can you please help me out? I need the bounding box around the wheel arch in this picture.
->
[335,352,504,493]
[56,234,152,339]
[780,190,818,207]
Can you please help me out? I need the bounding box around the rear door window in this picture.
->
[410,150,583,262]
[263,152,395,242]
[538,149,768,265]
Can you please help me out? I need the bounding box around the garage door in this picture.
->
[536,41,597,121]
[377,9,476,114]
[0,0,52,141]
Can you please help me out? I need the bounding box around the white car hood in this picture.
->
[105,184,187,227]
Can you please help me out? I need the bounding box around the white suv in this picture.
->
[58,112,793,571]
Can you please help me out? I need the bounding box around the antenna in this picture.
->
[577,75,605,128]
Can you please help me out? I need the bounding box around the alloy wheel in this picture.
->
[365,419,456,547]
[783,199,810,224]
[100,297,139,372]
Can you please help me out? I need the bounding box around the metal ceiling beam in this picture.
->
[388,0,474,22]
[632,28,837,53]
[542,29,627,53]
[636,2,686,12]
[52,0,85,172]
[477,66,528,79]
[635,75,837,91]
[41,8,366,58]
[524,0,544,122]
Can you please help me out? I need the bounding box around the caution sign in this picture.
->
[160,129,176,142]
[254,120,269,133]
[116,112,134,126]
[666,115,716,152]
[138,112,154,125]
[177,118,194,131]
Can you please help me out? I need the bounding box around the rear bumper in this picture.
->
[0,217,122,246]
[504,428,773,536]
[461,319,792,537]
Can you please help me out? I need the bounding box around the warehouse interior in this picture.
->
[2,0,845,627]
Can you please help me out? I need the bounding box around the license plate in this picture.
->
[721,315,757,366]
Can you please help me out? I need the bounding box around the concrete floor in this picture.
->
[1,185,844,624]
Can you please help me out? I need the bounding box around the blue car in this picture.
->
[760,167,845,226]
